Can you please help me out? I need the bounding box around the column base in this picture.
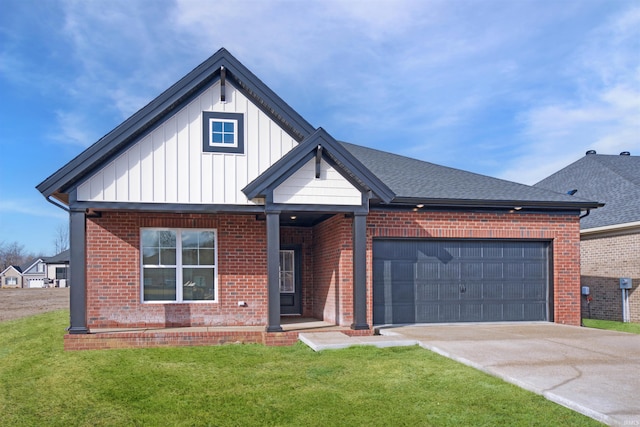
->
[350,323,370,331]
[67,326,90,334]
[265,325,284,333]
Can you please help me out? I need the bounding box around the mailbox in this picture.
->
[620,278,632,290]
[581,286,590,295]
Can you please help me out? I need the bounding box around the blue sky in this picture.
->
[1,0,639,256]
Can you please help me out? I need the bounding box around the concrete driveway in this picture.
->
[381,323,640,427]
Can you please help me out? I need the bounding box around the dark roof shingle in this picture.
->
[535,153,640,229]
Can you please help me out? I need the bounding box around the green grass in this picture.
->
[583,318,640,334]
[0,311,601,427]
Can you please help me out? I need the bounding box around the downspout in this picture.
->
[579,209,590,219]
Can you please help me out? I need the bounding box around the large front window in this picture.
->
[141,229,217,302]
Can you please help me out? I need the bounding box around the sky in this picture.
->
[0,0,639,256]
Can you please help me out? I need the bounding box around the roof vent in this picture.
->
[585,150,596,155]
[620,151,631,156]
[567,189,578,195]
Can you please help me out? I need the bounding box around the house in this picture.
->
[20,258,48,288]
[44,249,70,288]
[535,151,639,323]
[36,48,600,349]
[1,265,23,288]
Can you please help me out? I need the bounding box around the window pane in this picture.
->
[143,268,176,301]
[212,132,222,143]
[142,230,158,247]
[160,248,176,265]
[199,231,215,248]
[143,247,159,265]
[223,122,234,132]
[223,133,234,143]
[199,249,215,265]
[183,249,198,265]
[182,231,199,248]
[183,268,215,301]
[212,121,223,132]
[159,231,176,247]
[280,272,294,293]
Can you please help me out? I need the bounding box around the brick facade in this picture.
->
[366,210,582,326]
[82,208,582,333]
[580,231,639,323]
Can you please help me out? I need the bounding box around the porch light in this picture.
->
[416,204,424,209]
[290,215,297,220]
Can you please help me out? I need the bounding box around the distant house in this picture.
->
[20,258,48,288]
[1,265,23,288]
[37,48,600,349]
[536,151,639,323]
[44,249,70,288]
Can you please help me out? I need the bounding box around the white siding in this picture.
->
[273,158,362,205]
[77,81,299,205]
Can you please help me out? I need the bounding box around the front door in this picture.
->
[280,247,301,315]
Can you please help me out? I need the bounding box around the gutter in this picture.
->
[45,195,69,213]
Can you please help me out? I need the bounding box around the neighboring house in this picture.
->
[44,249,70,288]
[37,48,600,346]
[1,265,23,288]
[20,258,49,288]
[536,151,640,323]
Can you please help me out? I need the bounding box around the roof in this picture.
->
[243,128,394,204]
[20,258,44,274]
[535,152,640,229]
[341,142,599,209]
[1,265,22,275]
[37,48,601,212]
[44,249,70,264]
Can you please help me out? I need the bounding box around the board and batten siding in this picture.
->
[273,158,361,205]
[77,81,297,205]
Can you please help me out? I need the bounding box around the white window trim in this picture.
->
[208,118,238,148]
[140,228,218,304]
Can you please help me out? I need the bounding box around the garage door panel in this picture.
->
[373,239,550,325]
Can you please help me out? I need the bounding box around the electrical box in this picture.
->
[620,278,632,290]
[581,286,590,295]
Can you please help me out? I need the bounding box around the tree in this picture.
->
[0,241,29,271]
[53,223,69,254]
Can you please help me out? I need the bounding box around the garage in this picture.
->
[373,239,551,325]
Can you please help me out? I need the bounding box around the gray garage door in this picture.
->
[373,240,550,325]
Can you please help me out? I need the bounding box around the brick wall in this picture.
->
[366,210,582,326]
[311,214,353,326]
[86,212,268,328]
[580,231,639,323]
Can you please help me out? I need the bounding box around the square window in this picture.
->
[141,228,217,303]
[202,112,244,154]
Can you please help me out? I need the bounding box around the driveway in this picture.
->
[381,323,640,427]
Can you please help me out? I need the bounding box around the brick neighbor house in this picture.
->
[536,151,639,323]
[37,48,600,349]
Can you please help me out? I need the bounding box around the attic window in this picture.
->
[202,112,244,154]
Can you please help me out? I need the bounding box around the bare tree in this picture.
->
[0,241,29,271]
[53,223,69,254]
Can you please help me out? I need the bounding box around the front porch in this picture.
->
[63,317,374,351]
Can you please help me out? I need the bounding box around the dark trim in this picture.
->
[266,203,369,214]
[243,128,394,203]
[389,197,602,210]
[351,212,369,330]
[202,111,244,154]
[315,145,322,178]
[280,244,302,315]
[220,66,226,102]
[69,201,266,214]
[265,212,283,332]
[68,209,88,334]
[37,48,315,200]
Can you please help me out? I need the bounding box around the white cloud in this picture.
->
[498,5,640,185]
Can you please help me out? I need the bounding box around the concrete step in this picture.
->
[298,331,418,351]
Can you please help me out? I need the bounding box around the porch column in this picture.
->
[68,209,89,334]
[265,211,283,332]
[351,212,369,330]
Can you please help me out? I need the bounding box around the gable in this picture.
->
[76,80,298,205]
[273,158,362,205]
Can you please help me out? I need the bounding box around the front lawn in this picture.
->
[0,311,600,426]
[583,318,640,334]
